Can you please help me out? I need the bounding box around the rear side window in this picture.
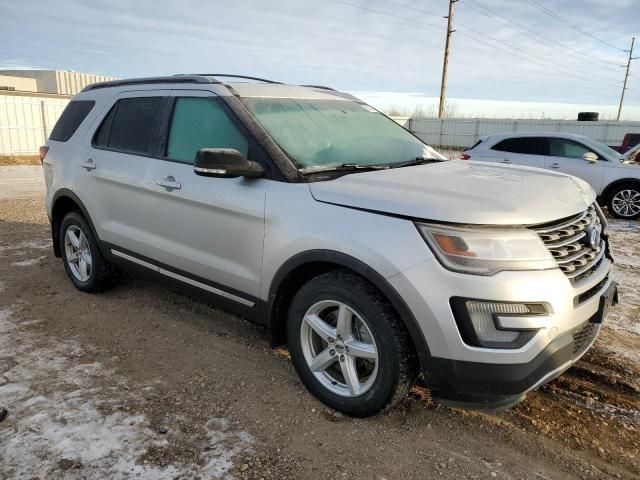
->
[49,100,95,142]
[93,97,164,155]
[491,137,546,155]
[166,97,249,163]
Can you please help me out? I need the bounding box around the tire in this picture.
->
[286,271,416,417]
[607,183,640,220]
[59,211,117,292]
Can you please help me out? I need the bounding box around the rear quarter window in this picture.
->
[49,100,95,142]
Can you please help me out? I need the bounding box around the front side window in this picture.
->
[93,97,163,155]
[166,97,249,163]
[240,98,426,169]
[548,138,592,159]
[491,137,546,155]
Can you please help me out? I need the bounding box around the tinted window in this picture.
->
[49,100,95,142]
[626,134,640,149]
[492,137,546,155]
[93,105,116,148]
[548,138,592,158]
[166,97,249,163]
[94,97,163,155]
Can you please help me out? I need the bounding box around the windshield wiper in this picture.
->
[299,163,390,174]
[388,157,443,169]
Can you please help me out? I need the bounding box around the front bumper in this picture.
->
[387,254,616,409]
[425,304,610,409]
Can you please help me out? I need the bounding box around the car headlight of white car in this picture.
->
[416,223,557,276]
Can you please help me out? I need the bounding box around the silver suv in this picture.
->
[42,75,617,417]
[462,132,640,219]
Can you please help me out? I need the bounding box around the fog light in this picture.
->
[466,301,528,343]
[450,298,548,349]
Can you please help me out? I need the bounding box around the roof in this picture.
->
[482,132,589,141]
[81,74,356,101]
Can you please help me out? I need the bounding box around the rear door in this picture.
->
[147,89,270,300]
[76,90,169,255]
[487,137,547,168]
[544,137,606,193]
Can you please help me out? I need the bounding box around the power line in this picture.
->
[524,0,627,52]
[462,0,623,71]
[328,0,620,89]
[329,0,443,29]
[373,0,620,86]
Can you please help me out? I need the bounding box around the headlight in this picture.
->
[416,223,557,275]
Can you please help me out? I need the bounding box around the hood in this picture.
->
[309,160,596,225]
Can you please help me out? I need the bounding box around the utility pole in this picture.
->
[617,36,636,121]
[438,0,457,118]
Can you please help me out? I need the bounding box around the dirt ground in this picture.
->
[0,167,639,480]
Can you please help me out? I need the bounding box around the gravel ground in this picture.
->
[0,166,639,479]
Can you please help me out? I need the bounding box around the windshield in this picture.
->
[581,137,624,162]
[241,98,430,170]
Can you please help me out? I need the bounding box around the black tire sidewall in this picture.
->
[287,273,405,417]
[59,211,102,292]
[608,184,640,219]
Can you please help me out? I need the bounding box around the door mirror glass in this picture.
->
[582,152,598,163]
[194,148,264,178]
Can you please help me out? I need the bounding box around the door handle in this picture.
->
[500,159,512,164]
[156,176,181,190]
[549,163,561,169]
[80,159,96,171]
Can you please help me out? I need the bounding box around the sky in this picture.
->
[2,0,640,119]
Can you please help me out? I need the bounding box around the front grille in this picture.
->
[572,322,597,355]
[531,204,606,282]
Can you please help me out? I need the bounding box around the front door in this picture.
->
[544,137,606,193]
[148,90,269,300]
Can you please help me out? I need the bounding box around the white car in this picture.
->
[462,132,640,219]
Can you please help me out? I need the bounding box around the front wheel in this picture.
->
[286,271,416,417]
[607,183,640,219]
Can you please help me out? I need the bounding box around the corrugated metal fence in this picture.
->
[395,117,640,149]
[3,98,640,155]
[0,94,69,155]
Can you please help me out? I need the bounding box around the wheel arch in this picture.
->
[51,189,104,258]
[600,178,640,204]
[267,250,431,370]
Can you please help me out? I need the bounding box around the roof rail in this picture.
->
[82,75,220,92]
[298,84,337,91]
[185,74,283,84]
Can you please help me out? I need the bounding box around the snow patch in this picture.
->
[0,307,253,479]
[10,256,45,267]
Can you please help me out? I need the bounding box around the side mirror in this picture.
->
[194,148,264,178]
[582,152,598,163]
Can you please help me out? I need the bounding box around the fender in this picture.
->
[267,249,432,371]
[600,177,640,202]
[50,189,108,258]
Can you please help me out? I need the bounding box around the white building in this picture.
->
[0,70,118,156]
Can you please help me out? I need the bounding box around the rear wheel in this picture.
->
[607,183,640,219]
[60,211,117,292]
[287,271,416,417]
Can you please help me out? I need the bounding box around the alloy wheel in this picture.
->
[64,225,92,282]
[300,300,378,397]
[612,189,640,217]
